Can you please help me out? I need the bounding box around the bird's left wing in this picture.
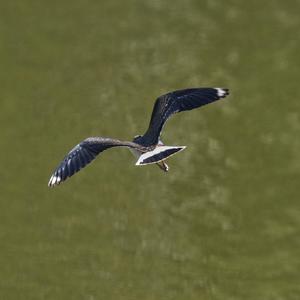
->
[48,137,142,187]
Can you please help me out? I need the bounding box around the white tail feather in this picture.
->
[136,146,186,166]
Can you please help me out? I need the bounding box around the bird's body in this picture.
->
[129,138,179,172]
[48,87,229,187]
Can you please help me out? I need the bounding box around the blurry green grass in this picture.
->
[0,0,300,299]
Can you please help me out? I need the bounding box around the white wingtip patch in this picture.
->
[48,175,61,187]
[215,88,227,97]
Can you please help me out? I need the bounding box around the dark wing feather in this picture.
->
[48,137,142,187]
[141,88,229,146]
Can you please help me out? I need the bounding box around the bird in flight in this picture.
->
[48,87,229,187]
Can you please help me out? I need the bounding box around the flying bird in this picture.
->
[48,87,229,187]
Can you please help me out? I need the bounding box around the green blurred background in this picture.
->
[1,0,300,299]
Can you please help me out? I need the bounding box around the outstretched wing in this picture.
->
[48,137,142,187]
[141,88,229,146]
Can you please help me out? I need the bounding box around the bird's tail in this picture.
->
[135,146,186,166]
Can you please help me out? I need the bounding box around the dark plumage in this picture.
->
[48,138,144,186]
[48,87,229,187]
[137,88,229,146]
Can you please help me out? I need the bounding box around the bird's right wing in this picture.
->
[141,88,229,146]
[48,137,142,187]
